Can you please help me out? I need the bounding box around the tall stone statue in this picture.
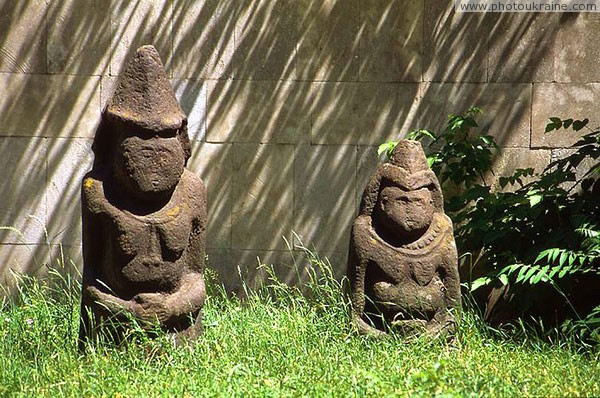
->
[348,140,461,337]
[79,45,207,348]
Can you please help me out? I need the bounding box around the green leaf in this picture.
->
[377,141,398,157]
[470,277,491,291]
[426,156,436,168]
[529,194,543,207]
[499,274,509,286]
[559,251,568,267]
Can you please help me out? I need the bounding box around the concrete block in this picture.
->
[234,0,299,80]
[172,0,236,79]
[489,148,551,190]
[423,0,490,82]
[0,244,49,286]
[206,248,347,294]
[46,138,93,246]
[206,248,295,294]
[0,244,82,294]
[356,145,381,210]
[173,79,207,141]
[532,83,600,148]
[311,82,420,145]
[555,14,600,83]
[188,142,232,250]
[100,76,118,110]
[293,145,356,253]
[206,249,347,296]
[47,0,110,75]
[296,0,360,82]
[360,0,422,82]
[0,0,47,73]
[230,144,294,251]
[419,83,531,148]
[0,74,101,138]
[0,138,48,245]
[488,14,557,83]
[110,0,173,76]
[289,249,348,283]
[206,80,311,144]
[551,148,598,186]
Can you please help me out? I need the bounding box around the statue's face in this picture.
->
[114,129,185,201]
[377,186,434,236]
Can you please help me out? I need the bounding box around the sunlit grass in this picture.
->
[1,247,599,397]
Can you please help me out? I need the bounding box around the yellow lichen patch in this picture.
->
[83,178,94,189]
[166,205,180,218]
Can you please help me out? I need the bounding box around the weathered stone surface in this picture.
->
[360,0,422,82]
[487,14,557,83]
[110,0,173,76]
[348,140,461,337]
[172,0,236,79]
[532,83,600,148]
[47,0,110,75]
[0,137,48,245]
[231,143,294,250]
[80,46,206,348]
[0,74,101,138]
[234,0,299,80]
[296,0,360,82]
[206,80,310,144]
[0,0,47,73]
[311,82,420,145]
[423,0,490,82]
[555,14,600,83]
[188,142,232,249]
[419,83,531,148]
[294,145,356,253]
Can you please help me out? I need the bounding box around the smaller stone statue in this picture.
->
[79,45,207,348]
[348,140,461,337]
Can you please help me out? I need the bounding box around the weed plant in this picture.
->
[1,246,599,397]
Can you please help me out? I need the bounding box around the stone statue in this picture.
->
[79,45,206,348]
[348,140,461,337]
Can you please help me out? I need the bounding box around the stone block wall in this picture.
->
[0,0,598,291]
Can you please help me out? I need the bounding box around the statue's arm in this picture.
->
[81,180,107,303]
[348,218,385,337]
[135,174,208,321]
[442,234,462,313]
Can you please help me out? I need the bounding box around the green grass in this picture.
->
[1,251,599,397]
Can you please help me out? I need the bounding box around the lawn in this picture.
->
[1,254,598,397]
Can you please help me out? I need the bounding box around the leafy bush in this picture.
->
[380,109,599,343]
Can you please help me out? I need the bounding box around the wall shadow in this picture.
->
[0,0,591,294]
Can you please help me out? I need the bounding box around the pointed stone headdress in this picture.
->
[359,140,444,215]
[106,45,186,131]
[390,140,430,173]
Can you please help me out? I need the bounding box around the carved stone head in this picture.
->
[92,45,191,202]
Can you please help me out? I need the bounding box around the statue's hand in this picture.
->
[355,316,387,338]
[133,293,172,324]
[85,286,133,314]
